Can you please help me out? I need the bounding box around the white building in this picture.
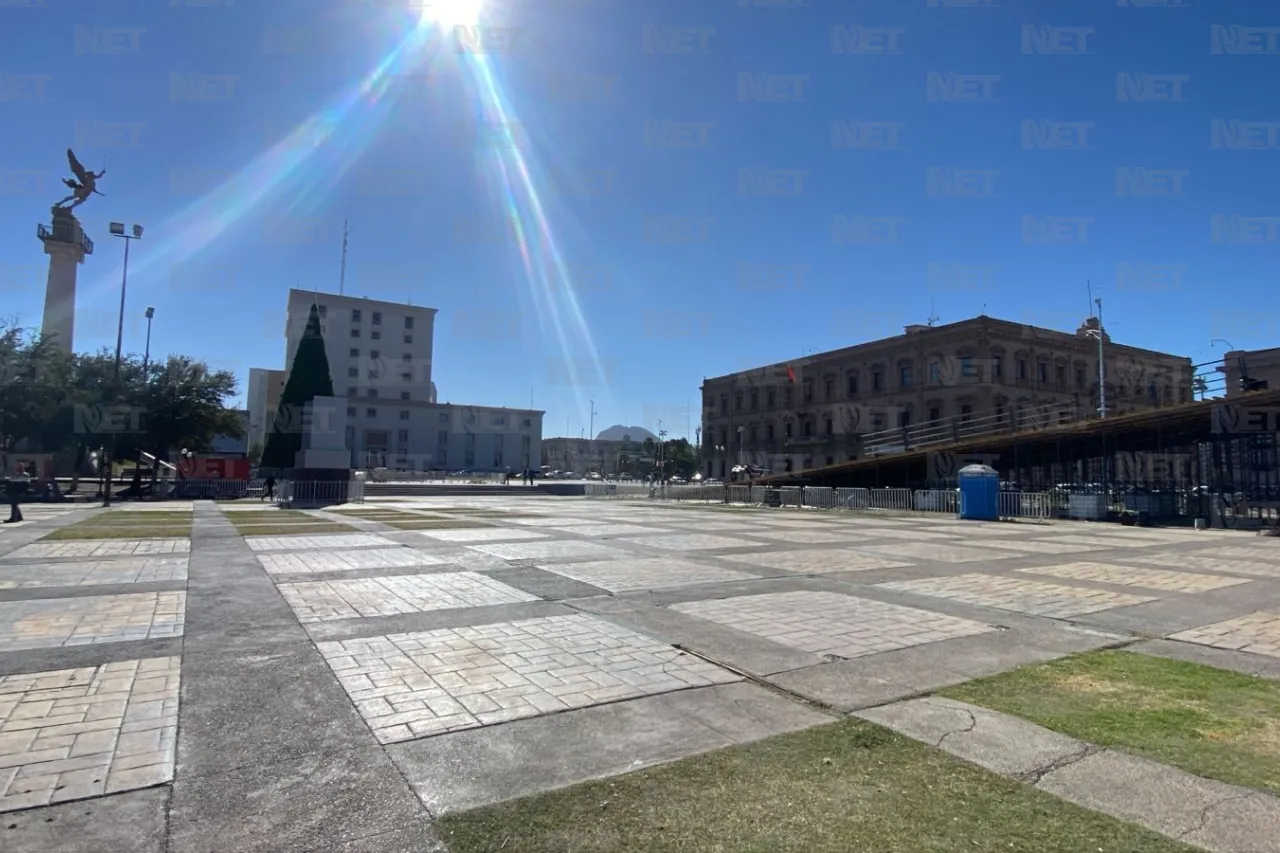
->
[249,289,543,472]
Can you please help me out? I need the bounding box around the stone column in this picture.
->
[37,207,93,355]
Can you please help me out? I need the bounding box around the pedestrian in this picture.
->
[263,474,276,502]
[131,467,143,500]
[4,465,30,524]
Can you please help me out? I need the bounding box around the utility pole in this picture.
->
[588,399,595,442]
[1096,298,1107,418]
[339,219,349,295]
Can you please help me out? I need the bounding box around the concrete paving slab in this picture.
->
[0,636,185,680]
[2,540,191,560]
[278,573,540,623]
[244,533,397,552]
[618,533,766,551]
[1169,610,1280,659]
[1124,551,1280,577]
[256,548,448,577]
[315,821,448,853]
[481,565,609,600]
[718,548,914,574]
[0,786,170,853]
[1017,562,1253,593]
[466,540,625,563]
[0,657,179,812]
[387,682,832,816]
[1129,638,1280,680]
[0,592,186,652]
[175,643,374,779]
[854,696,1090,777]
[546,523,674,537]
[0,557,188,589]
[854,542,1012,563]
[168,746,428,853]
[413,528,549,543]
[671,589,995,660]
[537,556,758,592]
[316,613,741,742]
[878,573,1155,618]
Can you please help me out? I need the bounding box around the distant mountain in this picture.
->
[596,425,656,442]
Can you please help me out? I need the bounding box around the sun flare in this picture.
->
[419,0,485,27]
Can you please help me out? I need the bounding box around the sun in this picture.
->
[419,0,485,27]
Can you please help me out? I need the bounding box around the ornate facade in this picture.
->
[701,315,1194,479]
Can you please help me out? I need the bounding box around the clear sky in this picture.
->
[2,0,1278,442]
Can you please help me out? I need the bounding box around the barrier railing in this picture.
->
[999,491,1051,521]
[869,488,913,512]
[914,489,959,513]
[277,479,365,505]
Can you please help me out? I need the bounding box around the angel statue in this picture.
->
[55,149,106,211]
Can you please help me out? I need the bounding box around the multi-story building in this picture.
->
[700,314,1194,479]
[249,290,543,473]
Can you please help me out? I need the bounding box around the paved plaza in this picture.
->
[1,496,1279,850]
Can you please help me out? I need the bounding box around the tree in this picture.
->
[0,323,74,463]
[132,355,242,462]
[261,304,334,470]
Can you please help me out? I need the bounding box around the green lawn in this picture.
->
[941,650,1280,795]
[43,524,191,540]
[438,720,1197,853]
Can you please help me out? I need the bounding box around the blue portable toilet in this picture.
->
[957,464,1000,521]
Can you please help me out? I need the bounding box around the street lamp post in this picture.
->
[1083,298,1107,420]
[737,425,745,468]
[142,306,155,373]
[104,222,144,508]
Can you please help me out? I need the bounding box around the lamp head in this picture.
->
[132,224,144,238]
[144,306,155,319]
[109,222,124,235]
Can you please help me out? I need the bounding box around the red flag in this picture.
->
[786,365,796,384]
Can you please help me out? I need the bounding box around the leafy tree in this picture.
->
[0,323,74,462]
[261,304,334,470]
[133,356,242,462]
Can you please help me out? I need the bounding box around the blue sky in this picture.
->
[2,0,1278,442]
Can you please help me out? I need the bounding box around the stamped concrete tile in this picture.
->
[537,557,755,593]
[1207,545,1280,563]
[0,657,179,812]
[466,541,625,563]
[256,547,448,577]
[413,528,549,544]
[1123,552,1280,577]
[878,573,1155,618]
[1169,611,1280,659]
[245,534,396,552]
[547,523,672,537]
[278,573,539,623]
[3,540,190,560]
[618,534,758,552]
[853,542,1005,564]
[0,557,188,589]
[1033,535,1162,550]
[0,593,186,652]
[718,549,913,574]
[1018,562,1252,594]
[966,539,1102,555]
[316,613,740,742]
[670,590,994,660]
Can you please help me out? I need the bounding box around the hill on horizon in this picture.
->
[596,425,657,442]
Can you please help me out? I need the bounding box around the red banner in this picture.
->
[177,457,250,480]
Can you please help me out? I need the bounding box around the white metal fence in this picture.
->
[278,479,366,505]
[585,482,1050,521]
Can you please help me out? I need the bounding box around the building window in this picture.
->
[1037,361,1048,382]
[405,316,414,329]
[399,410,409,420]
[366,407,377,418]
[346,406,355,417]
[522,418,531,427]
[899,409,911,428]
[749,423,758,441]
[824,377,834,400]
[398,428,409,442]
[399,391,409,400]
[348,367,358,378]
[824,417,833,435]
[719,429,727,447]
[1016,358,1027,380]
[372,311,382,325]
[404,335,413,344]
[872,368,883,391]
[368,389,378,399]
[928,361,940,383]
[317,305,327,316]
[344,425,354,446]
[802,419,813,437]
[439,413,449,424]
[349,348,359,357]
[899,365,912,388]
[437,430,448,445]
[783,421,793,439]
[352,309,362,322]
[1056,364,1066,385]
[766,423,775,440]
[720,395,728,414]
[872,413,885,430]
[961,356,975,378]
[750,389,759,410]
[992,355,1003,379]
[371,330,381,340]
[402,353,412,362]
[734,392,743,412]
[847,373,858,396]
[803,381,813,404]
[826,456,835,466]
[347,386,357,397]
[929,405,941,422]
[960,404,973,422]
[350,328,360,338]
[784,458,793,472]
[767,388,776,408]
[401,372,412,382]
[522,435,531,452]
[370,349,379,360]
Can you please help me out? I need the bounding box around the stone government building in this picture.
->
[700,314,1195,479]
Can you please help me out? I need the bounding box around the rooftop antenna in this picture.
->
[1087,280,1094,318]
[926,295,939,327]
[338,219,350,295]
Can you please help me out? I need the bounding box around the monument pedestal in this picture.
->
[286,397,352,505]
[38,206,93,355]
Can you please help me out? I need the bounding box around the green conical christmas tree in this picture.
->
[260,304,335,470]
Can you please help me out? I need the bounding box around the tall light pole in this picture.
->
[1084,298,1107,419]
[142,306,155,373]
[105,222,143,507]
[737,425,745,467]
[588,399,595,441]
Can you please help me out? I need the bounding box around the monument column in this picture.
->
[38,206,93,355]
